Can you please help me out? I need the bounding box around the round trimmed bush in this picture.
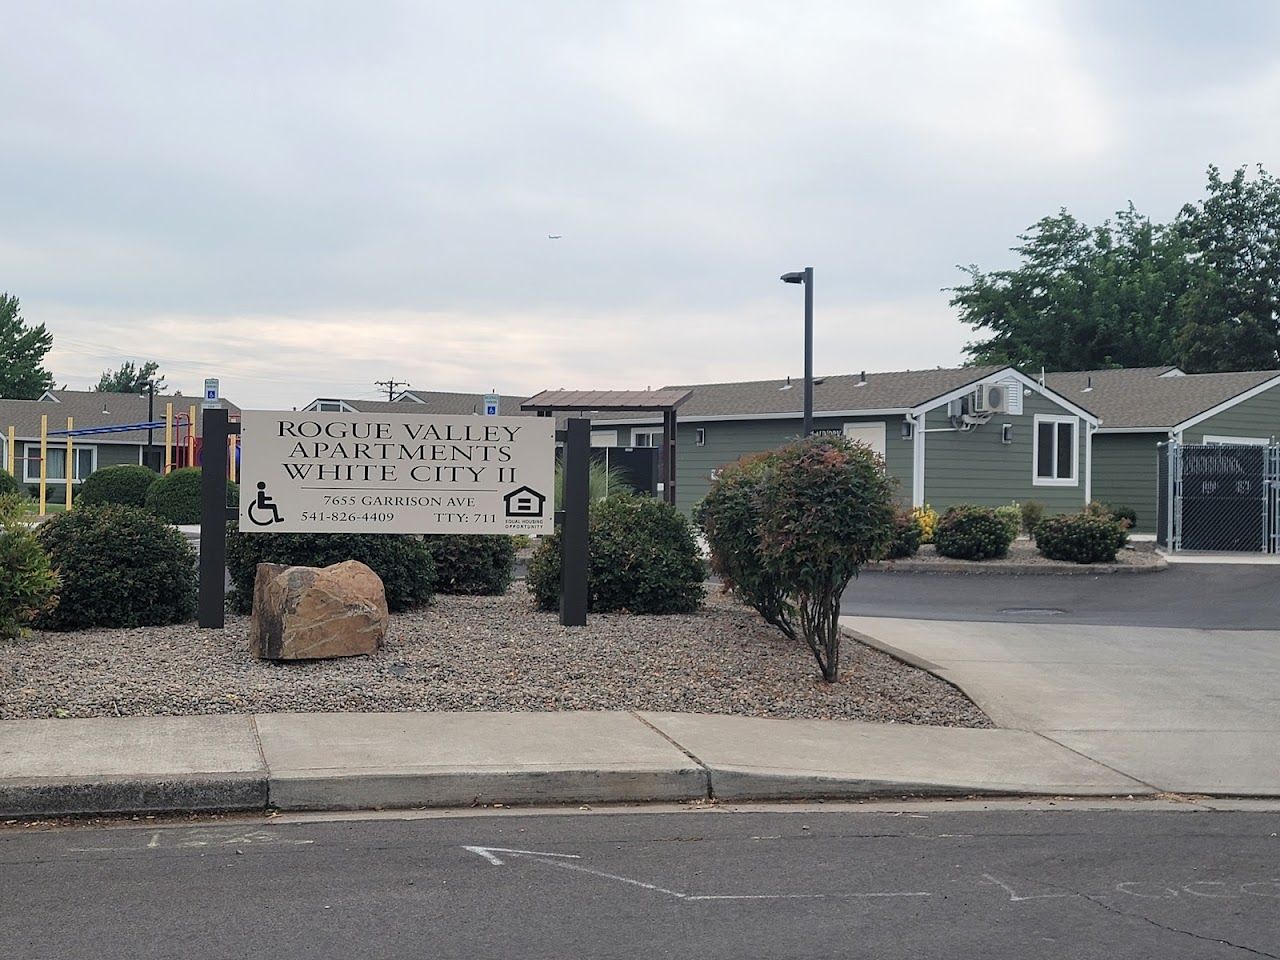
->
[528,494,704,614]
[426,534,516,595]
[1035,512,1129,563]
[225,526,435,613]
[934,505,1016,560]
[0,468,23,498]
[78,464,157,508]
[145,467,238,524]
[35,505,197,630]
[882,510,922,559]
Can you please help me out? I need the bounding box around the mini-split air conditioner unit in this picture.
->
[971,383,1009,415]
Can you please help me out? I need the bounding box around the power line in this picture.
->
[374,378,411,401]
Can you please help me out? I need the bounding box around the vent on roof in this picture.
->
[812,378,825,386]
[857,371,867,387]
[779,376,793,391]
[1083,376,1093,393]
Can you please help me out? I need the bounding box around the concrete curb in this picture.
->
[0,773,268,819]
[870,558,1168,575]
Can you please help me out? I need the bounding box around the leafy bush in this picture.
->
[0,468,23,498]
[756,435,897,682]
[1020,500,1046,536]
[226,527,435,613]
[36,505,196,630]
[0,494,59,638]
[910,504,938,544]
[426,534,516,595]
[145,467,239,524]
[882,510,922,559]
[528,494,704,614]
[934,505,1016,560]
[78,464,157,508]
[995,503,1022,542]
[1035,512,1130,563]
[695,450,793,636]
[1103,503,1138,529]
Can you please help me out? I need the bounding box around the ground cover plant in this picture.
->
[528,493,704,614]
[35,504,196,630]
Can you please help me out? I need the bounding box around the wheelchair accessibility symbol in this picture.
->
[248,481,284,526]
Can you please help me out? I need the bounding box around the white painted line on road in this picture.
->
[980,874,1076,903]
[461,845,582,866]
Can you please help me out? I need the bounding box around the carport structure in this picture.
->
[521,389,692,506]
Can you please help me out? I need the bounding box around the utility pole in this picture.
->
[375,378,411,401]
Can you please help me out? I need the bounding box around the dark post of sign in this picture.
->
[198,407,237,629]
[560,417,590,627]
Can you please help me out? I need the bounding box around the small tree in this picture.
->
[756,435,897,682]
[95,360,166,394]
[696,451,796,640]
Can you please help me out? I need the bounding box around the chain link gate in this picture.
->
[1158,441,1279,553]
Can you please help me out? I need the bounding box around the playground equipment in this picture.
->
[4,403,239,517]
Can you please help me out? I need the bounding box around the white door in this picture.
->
[842,421,886,457]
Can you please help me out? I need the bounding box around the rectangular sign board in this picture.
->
[238,410,555,535]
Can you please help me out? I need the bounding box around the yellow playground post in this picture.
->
[39,414,48,516]
[65,417,74,510]
[5,425,13,476]
[187,405,196,468]
[164,402,173,474]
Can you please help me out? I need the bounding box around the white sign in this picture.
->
[483,393,500,416]
[238,410,554,535]
[203,378,220,408]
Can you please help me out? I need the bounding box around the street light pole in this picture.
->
[781,267,815,436]
[146,380,156,469]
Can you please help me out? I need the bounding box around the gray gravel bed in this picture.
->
[0,588,989,727]
[875,540,1163,570]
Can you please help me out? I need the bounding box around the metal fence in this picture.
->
[1158,441,1280,553]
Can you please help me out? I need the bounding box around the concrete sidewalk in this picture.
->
[841,616,1280,796]
[0,709,1151,818]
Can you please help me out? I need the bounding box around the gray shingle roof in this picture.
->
[1045,368,1280,429]
[309,391,530,417]
[592,366,1011,422]
[0,391,240,442]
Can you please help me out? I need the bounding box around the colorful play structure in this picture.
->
[3,402,240,516]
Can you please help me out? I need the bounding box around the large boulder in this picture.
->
[249,560,389,660]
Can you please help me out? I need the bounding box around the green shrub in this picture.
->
[0,495,59,638]
[145,467,238,524]
[0,468,23,498]
[756,435,897,682]
[426,534,516,595]
[528,494,704,614]
[554,460,632,509]
[78,464,157,508]
[995,503,1022,542]
[35,505,196,630]
[1020,500,1046,536]
[695,450,794,636]
[882,510,922,559]
[225,527,435,613]
[1105,504,1138,529]
[1035,512,1129,563]
[934,505,1016,560]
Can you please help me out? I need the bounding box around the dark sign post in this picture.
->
[558,418,590,627]
[199,408,239,628]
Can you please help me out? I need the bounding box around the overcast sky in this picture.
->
[4,1,1279,408]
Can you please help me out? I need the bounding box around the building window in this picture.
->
[316,401,344,412]
[25,446,96,484]
[631,428,663,447]
[696,428,706,446]
[1033,416,1077,486]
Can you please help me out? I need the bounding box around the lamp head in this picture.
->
[780,271,806,284]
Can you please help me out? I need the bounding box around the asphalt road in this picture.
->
[841,564,1279,628]
[3,807,1279,960]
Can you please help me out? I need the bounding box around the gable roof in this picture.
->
[1044,368,1280,430]
[0,390,240,442]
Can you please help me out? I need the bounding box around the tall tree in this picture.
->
[954,165,1280,373]
[0,293,55,399]
[1173,164,1280,372]
[95,360,166,394]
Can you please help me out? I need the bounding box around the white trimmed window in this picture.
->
[1033,416,1077,486]
[631,428,663,447]
[26,446,96,483]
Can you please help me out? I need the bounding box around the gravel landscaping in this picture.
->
[1,587,990,727]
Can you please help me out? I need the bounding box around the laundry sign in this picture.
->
[237,410,555,535]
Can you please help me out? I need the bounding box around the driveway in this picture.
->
[841,564,1279,629]
[839,566,1280,794]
